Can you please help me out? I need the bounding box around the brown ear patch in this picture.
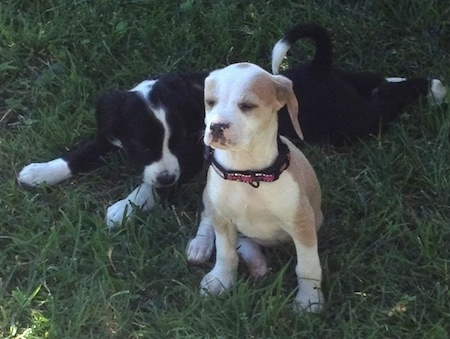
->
[273,75,304,140]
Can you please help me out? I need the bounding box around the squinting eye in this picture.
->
[238,102,257,112]
[205,98,216,107]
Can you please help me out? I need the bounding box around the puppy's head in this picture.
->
[97,80,180,188]
[203,63,302,150]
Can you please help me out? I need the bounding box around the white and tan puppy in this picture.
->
[195,62,324,312]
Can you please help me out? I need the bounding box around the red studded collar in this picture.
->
[204,138,291,188]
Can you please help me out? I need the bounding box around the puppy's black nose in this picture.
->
[156,173,177,187]
[209,122,229,139]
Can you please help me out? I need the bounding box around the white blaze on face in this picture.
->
[204,63,280,149]
[142,106,180,186]
[129,79,181,186]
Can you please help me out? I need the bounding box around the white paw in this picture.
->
[18,158,71,187]
[200,270,235,296]
[237,238,268,280]
[106,184,155,229]
[246,257,268,280]
[106,199,134,229]
[429,79,447,105]
[187,235,215,264]
[294,284,324,313]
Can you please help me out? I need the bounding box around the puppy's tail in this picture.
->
[272,23,332,75]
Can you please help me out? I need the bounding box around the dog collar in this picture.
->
[204,138,291,188]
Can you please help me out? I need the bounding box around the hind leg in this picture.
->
[428,79,447,104]
[237,237,268,280]
[383,77,446,104]
[18,138,115,188]
[366,77,447,127]
[347,77,447,139]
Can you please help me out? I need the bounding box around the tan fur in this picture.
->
[189,63,324,312]
[283,136,323,247]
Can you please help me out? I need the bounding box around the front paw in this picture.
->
[187,235,214,264]
[106,199,133,229]
[294,285,324,313]
[200,270,235,296]
[17,159,71,188]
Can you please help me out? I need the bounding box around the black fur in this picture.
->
[18,23,442,219]
[63,73,208,186]
[276,23,433,145]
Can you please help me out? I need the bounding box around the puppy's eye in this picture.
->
[238,102,257,112]
[205,98,216,108]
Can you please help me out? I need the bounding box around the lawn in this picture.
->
[1,0,449,338]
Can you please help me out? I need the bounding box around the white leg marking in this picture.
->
[293,241,324,313]
[142,107,180,186]
[428,79,447,105]
[18,158,72,187]
[106,182,155,229]
[187,211,215,264]
[384,77,407,83]
[237,237,268,280]
[200,225,238,296]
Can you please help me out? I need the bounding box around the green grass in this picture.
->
[1,0,449,337]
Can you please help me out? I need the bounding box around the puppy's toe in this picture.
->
[294,286,324,313]
[200,272,233,296]
[187,236,214,264]
[106,199,132,229]
[429,79,447,105]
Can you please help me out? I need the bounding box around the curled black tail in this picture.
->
[272,23,332,75]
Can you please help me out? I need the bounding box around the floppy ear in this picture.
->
[273,75,304,140]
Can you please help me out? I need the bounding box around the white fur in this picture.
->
[384,77,407,83]
[271,40,290,74]
[429,79,447,104]
[203,65,280,154]
[237,236,268,279]
[142,107,180,186]
[106,82,179,226]
[384,77,447,105]
[18,158,72,187]
[187,211,216,264]
[106,104,179,228]
[196,63,323,312]
[18,78,180,228]
[106,182,155,228]
[131,79,157,95]
[131,80,181,186]
[200,138,323,312]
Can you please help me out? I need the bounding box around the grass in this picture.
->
[1,0,449,337]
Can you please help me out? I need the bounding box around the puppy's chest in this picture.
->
[209,176,299,243]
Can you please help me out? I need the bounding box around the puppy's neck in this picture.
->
[212,127,280,171]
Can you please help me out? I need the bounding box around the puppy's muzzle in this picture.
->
[209,122,230,141]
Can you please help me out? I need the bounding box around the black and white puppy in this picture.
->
[18,73,208,228]
[18,23,446,229]
[273,23,446,145]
